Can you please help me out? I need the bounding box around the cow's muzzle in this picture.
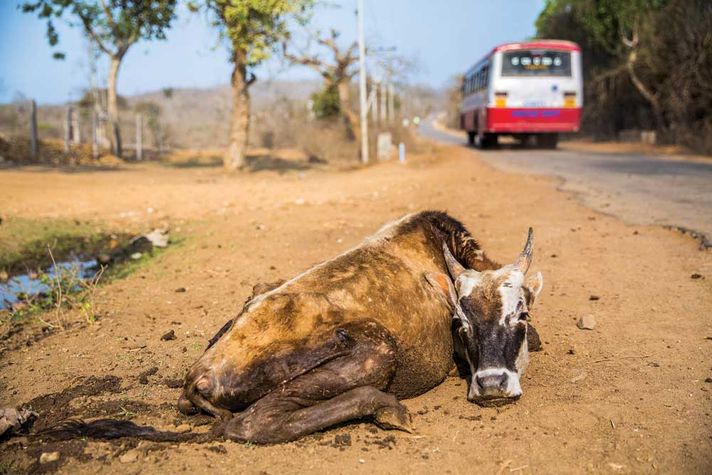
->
[467,368,522,406]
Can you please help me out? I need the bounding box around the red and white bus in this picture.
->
[460,40,582,148]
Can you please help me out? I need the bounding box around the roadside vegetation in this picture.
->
[536,0,712,153]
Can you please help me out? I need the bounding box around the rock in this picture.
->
[589,295,600,301]
[0,270,8,282]
[174,287,187,293]
[691,273,703,279]
[39,452,60,464]
[129,339,147,350]
[145,229,169,248]
[165,378,183,389]
[138,366,159,385]
[705,377,712,383]
[130,252,143,260]
[161,329,177,341]
[577,315,596,330]
[0,407,38,437]
[175,423,191,433]
[119,449,139,463]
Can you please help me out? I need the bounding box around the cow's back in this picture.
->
[230,215,454,398]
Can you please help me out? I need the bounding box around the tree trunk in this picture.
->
[225,55,251,171]
[107,55,123,157]
[626,49,665,133]
[336,79,358,140]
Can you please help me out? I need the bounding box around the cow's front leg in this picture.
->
[225,385,411,444]
[223,322,412,444]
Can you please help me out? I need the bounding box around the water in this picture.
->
[0,258,98,311]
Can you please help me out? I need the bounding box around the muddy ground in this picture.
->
[0,143,710,474]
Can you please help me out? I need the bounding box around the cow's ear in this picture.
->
[525,272,544,307]
[425,272,458,310]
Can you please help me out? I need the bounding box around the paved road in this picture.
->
[419,117,712,247]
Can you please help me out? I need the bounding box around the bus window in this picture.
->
[501,50,571,76]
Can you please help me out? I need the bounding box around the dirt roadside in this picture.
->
[0,143,710,473]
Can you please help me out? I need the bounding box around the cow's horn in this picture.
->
[443,243,466,280]
[515,227,534,273]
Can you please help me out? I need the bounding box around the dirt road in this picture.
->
[1,143,711,473]
[420,116,712,246]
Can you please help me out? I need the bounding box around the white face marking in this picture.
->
[496,267,526,325]
[456,272,482,297]
[515,338,529,375]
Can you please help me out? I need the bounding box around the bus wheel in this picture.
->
[478,133,497,149]
[537,134,558,149]
[467,131,475,146]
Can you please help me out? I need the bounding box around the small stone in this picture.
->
[119,449,139,463]
[129,339,147,349]
[161,329,176,341]
[577,315,596,330]
[39,452,60,464]
[589,295,600,301]
[174,287,187,293]
[0,270,8,282]
[130,252,142,260]
[691,273,703,279]
[567,347,576,355]
[175,424,191,433]
[165,378,183,389]
[705,377,712,383]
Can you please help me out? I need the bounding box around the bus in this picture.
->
[459,40,582,149]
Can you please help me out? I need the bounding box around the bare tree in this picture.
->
[283,28,359,138]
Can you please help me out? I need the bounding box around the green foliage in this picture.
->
[200,0,314,66]
[535,0,711,152]
[310,84,340,119]
[21,0,178,58]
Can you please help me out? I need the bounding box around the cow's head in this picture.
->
[432,229,543,405]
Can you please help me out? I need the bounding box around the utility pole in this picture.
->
[30,100,38,159]
[380,82,387,124]
[357,0,368,164]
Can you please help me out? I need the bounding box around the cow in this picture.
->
[176,211,544,443]
[38,210,543,444]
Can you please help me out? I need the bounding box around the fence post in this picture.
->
[30,99,38,159]
[71,108,80,144]
[135,113,143,161]
[91,111,99,159]
[64,106,72,153]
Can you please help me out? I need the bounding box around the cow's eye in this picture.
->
[518,312,529,322]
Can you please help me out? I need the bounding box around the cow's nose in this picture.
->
[177,393,198,415]
[475,372,508,396]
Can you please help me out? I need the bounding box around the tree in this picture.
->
[22,0,177,157]
[283,28,358,138]
[198,0,314,170]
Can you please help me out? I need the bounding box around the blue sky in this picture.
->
[0,0,545,104]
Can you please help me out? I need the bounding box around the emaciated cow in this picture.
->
[176,211,544,443]
[39,211,543,444]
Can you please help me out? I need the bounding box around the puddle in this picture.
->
[1,258,100,310]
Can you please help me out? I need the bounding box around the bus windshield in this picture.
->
[501,50,571,77]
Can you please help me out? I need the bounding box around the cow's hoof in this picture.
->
[374,405,413,433]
